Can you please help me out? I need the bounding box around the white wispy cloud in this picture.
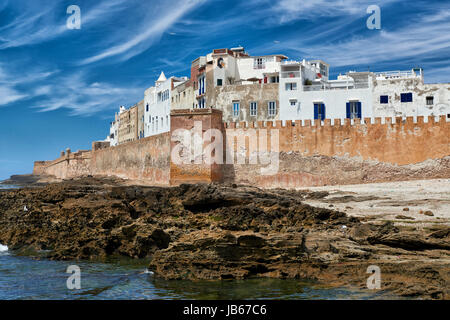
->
[287,14,450,67]
[251,2,450,83]
[0,0,128,49]
[0,64,56,106]
[80,0,204,64]
[0,86,27,106]
[245,0,401,23]
[32,72,143,116]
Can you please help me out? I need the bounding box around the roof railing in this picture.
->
[374,70,421,79]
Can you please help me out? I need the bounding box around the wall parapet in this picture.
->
[224,115,449,129]
[33,110,450,188]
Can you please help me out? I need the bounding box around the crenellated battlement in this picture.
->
[225,115,449,129]
[33,109,450,187]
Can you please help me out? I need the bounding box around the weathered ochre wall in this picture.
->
[34,134,171,185]
[33,112,449,188]
[90,133,170,184]
[32,161,52,175]
[224,115,450,188]
[225,115,449,165]
[33,151,92,179]
[170,109,224,185]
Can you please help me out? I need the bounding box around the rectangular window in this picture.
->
[426,96,434,105]
[250,102,257,116]
[346,101,362,119]
[401,92,413,102]
[146,104,149,112]
[233,102,240,117]
[268,101,276,116]
[380,95,388,104]
[198,77,205,95]
[290,100,297,107]
[254,58,265,69]
[217,79,223,86]
[285,83,297,91]
[314,103,326,120]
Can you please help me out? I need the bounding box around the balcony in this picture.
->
[303,81,369,91]
[375,70,421,80]
[281,71,301,79]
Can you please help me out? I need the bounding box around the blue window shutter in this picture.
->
[357,102,362,119]
[314,104,319,120]
[322,104,326,120]
[346,102,351,119]
[408,93,412,102]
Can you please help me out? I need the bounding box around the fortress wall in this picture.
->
[90,133,171,185]
[170,109,225,185]
[224,115,450,188]
[33,151,92,179]
[32,161,52,175]
[33,112,450,188]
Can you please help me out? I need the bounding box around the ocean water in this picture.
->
[0,183,396,300]
[0,185,20,190]
[0,248,394,300]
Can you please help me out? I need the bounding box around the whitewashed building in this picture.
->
[279,60,373,121]
[190,47,287,122]
[372,69,450,118]
[108,119,118,146]
[208,47,287,88]
[279,60,450,122]
[107,106,126,146]
[144,72,188,137]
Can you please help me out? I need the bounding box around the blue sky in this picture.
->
[0,0,449,180]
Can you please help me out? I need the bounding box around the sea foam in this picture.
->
[0,244,8,252]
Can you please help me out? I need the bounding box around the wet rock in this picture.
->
[151,229,171,249]
[237,235,266,247]
[0,177,448,299]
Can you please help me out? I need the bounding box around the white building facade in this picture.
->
[144,72,188,137]
[372,69,450,118]
[280,61,450,122]
[107,49,450,144]
[108,119,118,146]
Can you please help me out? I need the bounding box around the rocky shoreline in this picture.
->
[0,176,448,299]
